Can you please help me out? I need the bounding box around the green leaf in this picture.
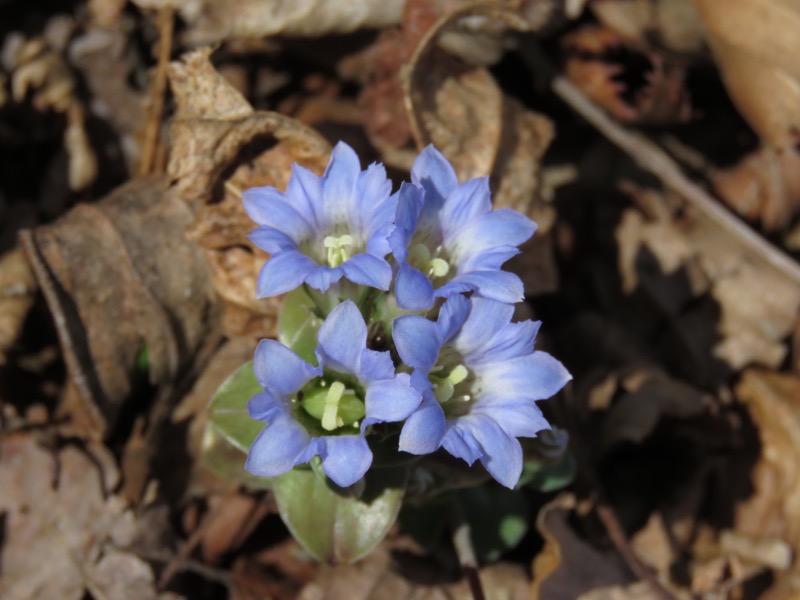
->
[207,361,264,453]
[517,428,575,492]
[458,487,529,562]
[272,466,406,564]
[278,287,322,364]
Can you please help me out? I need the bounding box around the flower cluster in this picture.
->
[243,142,571,489]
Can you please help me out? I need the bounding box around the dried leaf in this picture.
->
[734,370,800,565]
[591,0,706,55]
[20,177,220,437]
[0,434,158,599]
[531,495,632,600]
[711,146,800,233]
[561,25,691,126]
[135,0,407,45]
[0,247,37,365]
[692,0,800,149]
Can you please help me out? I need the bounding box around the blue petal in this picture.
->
[411,145,458,211]
[463,415,523,489]
[395,263,435,310]
[247,390,284,421]
[389,183,424,262]
[316,300,367,375]
[358,347,395,381]
[478,352,571,404]
[253,339,319,395]
[399,396,446,455]
[451,298,514,358]
[245,408,312,478]
[435,294,470,343]
[319,435,373,487]
[393,315,441,371]
[440,270,525,304]
[440,421,482,464]
[242,193,314,244]
[460,247,521,272]
[242,186,283,224]
[303,265,344,292]
[363,373,422,427]
[284,164,323,229]
[366,188,398,257]
[471,401,550,438]
[256,251,318,297]
[322,142,361,227]
[340,253,392,290]
[440,177,491,237]
[353,163,391,235]
[448,209,536,263]
[482,320,540,362]
[248,227,297,254]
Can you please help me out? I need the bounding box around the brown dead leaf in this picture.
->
[591,0,706,55]
[711,146,800,233]
[0,433,159,599]
[136,0,407,46]
[734,370,800,571]
[0,247,37,365]
[531,494,633,600]
[561,25,692,126]
[20,177,220,438]
[692,0,800,150]
[298,543,528,600]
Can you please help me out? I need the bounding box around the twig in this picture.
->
[138,7,174,176]
[596,503,676,600]
[517,39,800,286]
[450,499,486,600]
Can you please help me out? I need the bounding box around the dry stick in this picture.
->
[517,41,800,287]
[138,7,174,177]
[596,504,676,600]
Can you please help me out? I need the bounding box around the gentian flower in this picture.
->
[245,300,421,487]
[390,146,536,310]
[392,295,571,488]
[243,142,397,297]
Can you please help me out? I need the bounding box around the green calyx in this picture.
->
[301,379,365,432]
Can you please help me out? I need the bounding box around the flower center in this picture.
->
[409,243,450,279]
[430,364,471,404]
[300,378,365,432]
[323,234,355,267]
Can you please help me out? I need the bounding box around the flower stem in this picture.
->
[450,499,485,600]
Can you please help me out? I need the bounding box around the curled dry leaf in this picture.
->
[404,4,558,294]
[168,48,331,339]
[20,177,220,437]
[133,0,406,45]
[692,0,800,150]
[0,434,159,600]
[591,0,706,55]
[561,25,692,126]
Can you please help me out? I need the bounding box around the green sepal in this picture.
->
[272,466,407,564]
[278,287,322,364]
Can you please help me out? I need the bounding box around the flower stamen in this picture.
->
[324,234,355,267]
[321,381,346,431]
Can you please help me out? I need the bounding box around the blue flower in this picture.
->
[389,146,536,310]
[245,300,421,487]
[392,296,571,488]
[243,142,397,297]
